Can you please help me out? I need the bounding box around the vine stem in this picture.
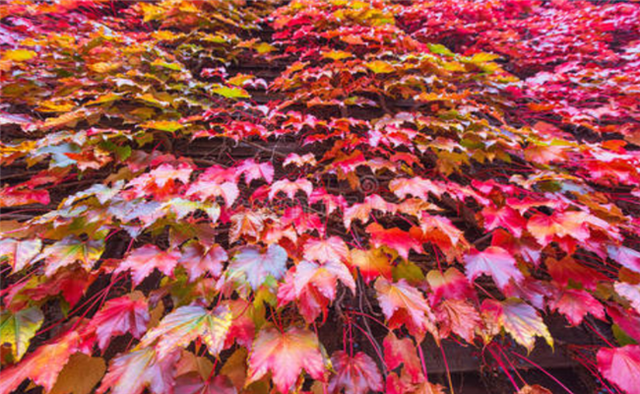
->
[510,351,577,394]
[416,340,429,381]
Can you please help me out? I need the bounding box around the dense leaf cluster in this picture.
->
[1,0,640,393]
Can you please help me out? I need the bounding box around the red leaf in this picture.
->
[435,299,481,343]
[546,256,608,291]
[268,178,313,200]
[236,159,274,185]
[0,331,80,394]
[383,332,423,384]
[97,347,179,394]
[389,177,445,199]
[366,223,423,260]
[375,278,437,341]
[349,247,392,284]
[0,186,50,208]
[247,327,325,393]
[89,292,150,351]
[114,245,180,286]
[179,241,227,281]
[426,267,474,304]
[597,345,640,394]
[550,289,605,326]
[329,351,383,394]
[481,205,526,238]
[526,211,590,247]
[464,246,524,290]
[303,236,349,264]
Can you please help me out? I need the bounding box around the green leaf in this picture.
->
[0,307,44,361]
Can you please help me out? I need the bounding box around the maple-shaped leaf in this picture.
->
[88,292,150,351]
[418,214,467,262]
[608,245,640,274]
[481,205,526,238]
[349,247,392,284]
[186,176,239,207]
[615,282,640,315]
[114,245,180,286]
[435,298,481,343]
[141,305,232,359]
[128,163,193,191]
[0,331,80,394]
[482,299,553,353]
[329,351,383,394]
[343,194,393,229]
[426,267,474,304]
[268,178,313,200]
[227,244,288,290]
[526,211,590,247]
[383,332,423,384]
[546,256,608,291]
[550,289,605,326]
[0,238,42,272]
[303,236,349,263]
[290,259,356,301]
[389,177,445,200]
[597,345,640,394]
[375,278,437,341]
[464,246,524,290]
[179,241,228,281]
[236,159,274,185]
[97,347,179,394]
[247,327,325,393]
[278,260,355,323]
[366,223,423,261]
[229,209,267,243]
[283,153,316,167]
[278,268,329,323]
[0,307,44,361]
[41,237,104,277]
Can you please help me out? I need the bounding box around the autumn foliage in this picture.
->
[1,0,640,393]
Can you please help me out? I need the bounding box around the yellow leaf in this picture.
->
[89,62,121,73]
[152,30,184,41]
[49,353,106,394]
[254,42,275,54]
[469,52,500,63]
[3,49,37,62]
[37,101,75,113]
[323,50,352,61]
[212,86,250,99]
[365,60,394,74]
[228,74,253,87]
[140,120,184,132]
